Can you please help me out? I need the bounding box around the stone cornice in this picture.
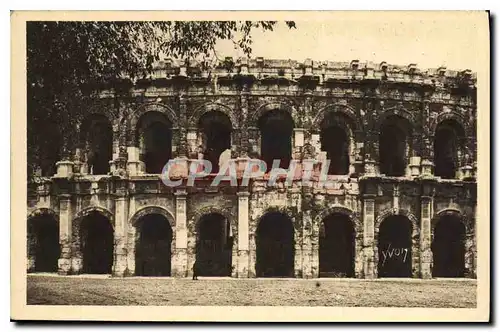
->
[94,57,477,97]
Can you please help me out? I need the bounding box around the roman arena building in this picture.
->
[27,58,477,279]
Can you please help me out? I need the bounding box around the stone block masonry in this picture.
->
[27,58,477,279]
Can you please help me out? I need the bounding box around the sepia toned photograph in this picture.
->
[11,10,490,322]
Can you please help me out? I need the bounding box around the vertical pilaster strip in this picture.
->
[294,217,303,278]
[420,196,433,278]
[362,98,378,176]
[177,95,188,158]
[248,127,260,157]
[420,94,434,176]
[363,198,375,278]
[240,83,250,158]
[58,194,72,275]
[174,189,188,277]
[302,207,314,278]
[27,220,35,272]
[293,128,305,161]
[237,191,250,277]
[465,210,476,278]
[393,183,399,211]
[127,195,136,274]
[111,105,129,175]
[186,128,198,159]
[113,181,129,276]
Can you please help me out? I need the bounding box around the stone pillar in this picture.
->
[109,125,120,173]
[173,189,188,277]
[237,191,250,277]
[409,156,421,177]
[293,128,305,160]
[420,101,434,178]
[55,138,74,178]
[409,133,421,178]
[419,196,433,278]
[420,139,434,177]
[55,161,74,178]
[364,130,379,176]
[302,207,314,278]
[126,125,144,175]
[110,115,128,176]
[27,222,36,272]
[461,146,474,180]
[167,95,189,180]
[58,194,72,275]
[294,226,303,278]
[239,83,250,158]
[230,129,241,158]
[113,192,129,276]
[362,197,376,278]
[126,196,137,275]
[465,214,476,278]
[407,133,422,177]
[310,132,321,158]
[187,128,198,159]
[247,127,260,158]
[177,95,188,158]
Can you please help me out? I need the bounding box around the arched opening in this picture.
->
[80,114,113,175]
[379,116,411,177]
[198,111,232,174]
[28,215,60,272]
[27,105,61,177]
[258,109,294,170]
[80,212,114,274]
[434,119,465,179]
[135,214,173,276]
[137,112,173,174]
[195,213,233,276]
[320,113,351,175]
[37,118,61,177]
[432,214,466,277]
[378,215,412,277]
[319,213,355,277]
[256,212,294,277]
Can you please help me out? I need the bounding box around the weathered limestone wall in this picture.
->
[27,58,478,279]
[26,179,478,278]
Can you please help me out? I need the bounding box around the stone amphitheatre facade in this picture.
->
[27,57,477,279]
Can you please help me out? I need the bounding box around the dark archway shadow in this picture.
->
[256,212,295,277]
[432,215,466,277]
[378,215,412,278]
[319,213,355,277]
[379,116,411,177]
[80,212,114,274]
[320,116,350,175]
[137,112,173,174]
[29,215,60,272]
[195,213,232,276]
[80,114,113,175]
[258,110,294,170]
[198,111,232,174]
[434,119,466,179]
[135,214,172,276]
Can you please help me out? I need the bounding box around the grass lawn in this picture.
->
[27,275,476,307]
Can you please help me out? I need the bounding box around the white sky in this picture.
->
[214,13,485,72]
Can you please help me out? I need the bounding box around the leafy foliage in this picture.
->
[27,21,296,178]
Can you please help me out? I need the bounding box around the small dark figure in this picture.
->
[192,260,199,280]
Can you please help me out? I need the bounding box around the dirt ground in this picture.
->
[26,274,476,307]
